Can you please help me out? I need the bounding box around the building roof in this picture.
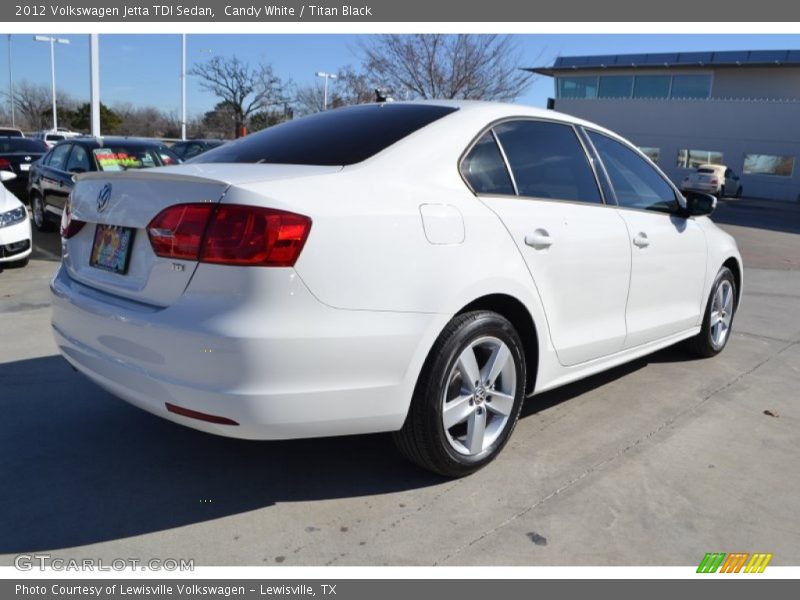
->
[530,50,800,76]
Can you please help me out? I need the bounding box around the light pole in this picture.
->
[180,34,186,141]
[315,71,338,111]
[7,35,14,127]
[34,35,70,131]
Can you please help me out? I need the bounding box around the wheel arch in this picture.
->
[455,293,539,395]
[722,256,743,308]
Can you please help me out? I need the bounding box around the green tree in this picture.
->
[70,102,122,133]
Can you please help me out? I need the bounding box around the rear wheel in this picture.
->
[686,267,737,357]
[718,184,726,198]
[736,185,743,198]
[394,311,526,477]
[31,194,54,232]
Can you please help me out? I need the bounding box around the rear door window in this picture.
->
[493,120,602,204]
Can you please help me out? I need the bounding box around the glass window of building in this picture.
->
[638,147,660,164]
[598,76,634,98]
[633,75,671,99]
[557,76,598,99]
[677,149,724,169]
[670,74,712,99]
[743,154,795,177]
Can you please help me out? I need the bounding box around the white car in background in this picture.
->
[0,170,32,267]
[681,164,743,198]
[51,101,742,476]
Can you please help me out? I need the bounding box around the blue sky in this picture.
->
[1,34,799,117]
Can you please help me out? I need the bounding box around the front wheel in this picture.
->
[31,194,55,232]
[393,311,526,477]
[686,267,737,357]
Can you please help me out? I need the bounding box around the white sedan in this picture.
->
[0,171,32,266]
[51,101,742,476]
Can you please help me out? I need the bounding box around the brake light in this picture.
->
[0,158,11,170]
[147,203,214,260]
[60,202,85,239]
[710,179,718,185]
[146,203,312,267]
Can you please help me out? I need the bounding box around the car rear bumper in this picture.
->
[0,216,32,263]
[50,263,446,440]
[681,183,720,194]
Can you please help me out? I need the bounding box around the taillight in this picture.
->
[0,158,12,170]
[60,201,85,239]
[146,203,312,267]
[147,203,214,260]
[710,179,718,185]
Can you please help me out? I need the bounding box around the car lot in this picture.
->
[0,197,798,566]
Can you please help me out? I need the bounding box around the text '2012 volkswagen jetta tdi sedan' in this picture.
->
[51,101,742,477]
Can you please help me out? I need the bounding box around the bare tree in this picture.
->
[294,66,376,115]
[359,34,533,101]
[11,82,52,131]
[191,55,287,136]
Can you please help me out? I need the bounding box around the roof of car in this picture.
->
[697,164,727,171]
[56,136,171,148]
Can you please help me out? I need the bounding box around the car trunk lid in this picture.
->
[63,165,340,307]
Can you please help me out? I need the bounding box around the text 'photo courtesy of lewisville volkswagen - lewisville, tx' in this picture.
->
[0,1,799,594]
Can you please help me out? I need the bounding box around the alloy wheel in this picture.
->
[442,336,517,456]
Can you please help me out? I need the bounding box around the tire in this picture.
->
[736,185,743,198]
[393,310,527,477]
[718,185,725,199]
[685,267,737,358]
[31,194,55,232]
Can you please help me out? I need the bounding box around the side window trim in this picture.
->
[489,128,519,196]
[573,125,614,206]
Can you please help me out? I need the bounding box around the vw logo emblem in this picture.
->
[24,156,31,161]
[97,183,112,213]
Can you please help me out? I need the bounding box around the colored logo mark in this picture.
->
[697,552,773,573]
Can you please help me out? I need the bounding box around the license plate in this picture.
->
[19,164,30,171]
[90,224,135,275]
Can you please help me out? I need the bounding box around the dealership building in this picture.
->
[530,49,800,202]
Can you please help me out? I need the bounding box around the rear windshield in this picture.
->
[0,129,23,137]
[93,146,179,171]
[191,104,458,166]
[0,139,48,153]
[697,168,716,174]
[46,134,65,142]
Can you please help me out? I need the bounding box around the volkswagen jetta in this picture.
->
[51,101,742,476]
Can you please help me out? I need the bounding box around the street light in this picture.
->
[180,34,186,140]
[315,71,338,111]
[34,35,70,131]
[7,35,15,127]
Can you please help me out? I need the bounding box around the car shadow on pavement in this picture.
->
[712,198,800,236]
[1,344,698,554]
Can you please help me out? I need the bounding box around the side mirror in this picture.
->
[0,170,17,182]
[681,191,717,217]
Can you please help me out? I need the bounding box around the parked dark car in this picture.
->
[170,138,225,160]
[0,137,49,200]
[27,137,181,232]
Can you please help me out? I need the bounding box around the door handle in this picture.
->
[525,229,553,250]
[633,232,650,248]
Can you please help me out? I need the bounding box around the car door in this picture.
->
[40,142,72,216]
[46,142,79,216]
[585,130,708,349]
[465,120,631,366]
